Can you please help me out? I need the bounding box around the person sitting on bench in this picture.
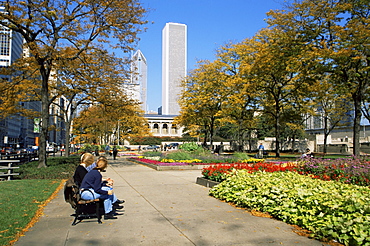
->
[302,148,313,158]
[97,156,125,205]
[79,157,122,220]
[73,153,95,187]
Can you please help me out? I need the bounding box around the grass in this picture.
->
[0,155,79,246]
[0,179,62,246]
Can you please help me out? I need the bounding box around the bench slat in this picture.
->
[0,160,20,163]
[0,173,20,176]
[78,199,100,204]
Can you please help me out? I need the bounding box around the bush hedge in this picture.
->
[18,156,79,179]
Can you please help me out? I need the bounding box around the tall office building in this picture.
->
[131,50,148,113]
[0,7,23,67]
[162,22,187,115]
[0,6,31,148]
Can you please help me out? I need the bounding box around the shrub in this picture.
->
[232,152,250,160]
[179,142,201,152]
[18,156,79,179]
[143,151,162,157]
[161,151,192,161]
[194,156,235,164]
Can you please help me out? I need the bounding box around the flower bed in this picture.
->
[296,157,370,186]
[201,157,370,187]
[119,152,138,156]
[202,162,297,182]
[129,157,215,171]
[210,170,370,246]
[131,156,265,166]
[130,157,209,166]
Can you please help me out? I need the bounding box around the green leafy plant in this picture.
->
[179,142,202,152]
[202,162,297,181]
[210,170,370,246]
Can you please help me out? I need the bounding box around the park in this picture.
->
[0,0,369,245]
[0,143,369,246]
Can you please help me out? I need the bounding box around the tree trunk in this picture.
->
[353,93,362,157]
[64,120,71,157]
[202,128,208,148]
[323,116,328,154]
[291,136,296,153]
[38,68,50,168]
[275,117,281,158]
[323,133,328,154]
[209,119,214,148]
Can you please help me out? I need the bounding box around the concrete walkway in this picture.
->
[14,158,329,246]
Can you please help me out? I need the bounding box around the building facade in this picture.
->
[20,101,41,148]
[48,96,67,147]
[0,6,33,148]
[145,114,184,137]
[162,22,187,115]
[0,7,23,67]
[131,50,148,113]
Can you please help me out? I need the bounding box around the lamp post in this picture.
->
[117,120,120,146]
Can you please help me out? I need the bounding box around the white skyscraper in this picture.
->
[131,50,148,113]
[0,7,23,67]
[162,22,187,115]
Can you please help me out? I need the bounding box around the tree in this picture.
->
[0,0,147,167]
[251,28,313,157]
[216,40,260,151]
[54,49,134,156]
[73,100,149,146]
[266,0,370,156]
[312,76,353,153]
[177,60,226,148]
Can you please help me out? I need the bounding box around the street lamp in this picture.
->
[117,120,120,146]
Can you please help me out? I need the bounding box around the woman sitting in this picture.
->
[302,148,313,158]
[73,153,95,187]
[80,157,121,219]
[97,156,125,205]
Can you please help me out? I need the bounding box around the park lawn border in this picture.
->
[128,157,212,171]
[195,177,220,188]
[8,180,65,246]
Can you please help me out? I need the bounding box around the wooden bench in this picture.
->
[71,186,103,226]
[72,198,102,225]
[311,152,326,158]
[0,160,20,181]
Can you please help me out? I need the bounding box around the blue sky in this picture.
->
[135,0,285,112]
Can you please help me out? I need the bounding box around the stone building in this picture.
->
[145,114,184,137]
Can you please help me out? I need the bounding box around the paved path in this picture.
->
[14,158,328,246]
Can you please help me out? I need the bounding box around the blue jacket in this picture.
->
[80,169,108,195]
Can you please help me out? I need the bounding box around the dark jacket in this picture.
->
[64,177,80,209]
[80,169,108,195]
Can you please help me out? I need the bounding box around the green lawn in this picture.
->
[0,179,62,246]
[0,156,79,246]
